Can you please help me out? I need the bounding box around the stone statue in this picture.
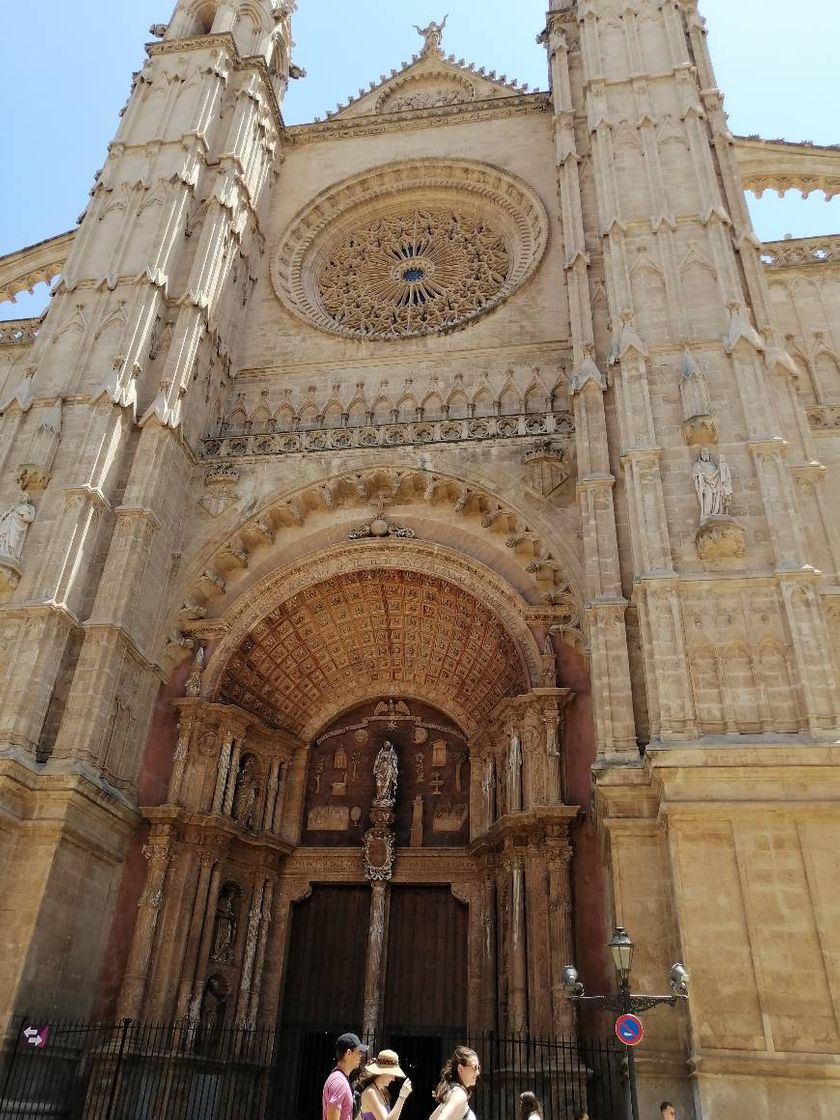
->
[508,733,522,812]
[0,491,36,564]
[414,15,447,54]
[693,447,733,522]
[373,740,399,806]
[232,755,259,829]
[211,886,238,963]
[184,645,204,697]
[197,975,227,1050]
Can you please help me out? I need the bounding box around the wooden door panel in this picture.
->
[281,885,370,1029]
[384,886,467,1032]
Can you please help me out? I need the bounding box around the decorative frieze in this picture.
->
[201,409,572,460]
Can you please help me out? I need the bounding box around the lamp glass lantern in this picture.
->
[609,925,634,982]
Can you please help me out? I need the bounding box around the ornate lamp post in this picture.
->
[562,926,689,1120]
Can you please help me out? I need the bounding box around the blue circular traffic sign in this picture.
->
[615,1013,644,1046]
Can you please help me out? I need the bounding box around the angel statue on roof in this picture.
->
[414,15,448,54]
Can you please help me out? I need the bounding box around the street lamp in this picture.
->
[608,925,634,982]
[562,926,689,1120]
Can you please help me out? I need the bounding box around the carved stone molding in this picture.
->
[270,158,549,341]
[201,411,572,460]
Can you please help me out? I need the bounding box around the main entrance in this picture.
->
[276,883,467,1118]
[272,694,474,1117]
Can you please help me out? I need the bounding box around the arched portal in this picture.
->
[120,535,589,1077]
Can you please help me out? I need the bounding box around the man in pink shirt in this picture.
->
[323,1032,367,1120]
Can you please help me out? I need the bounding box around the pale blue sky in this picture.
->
[2,0,837,320]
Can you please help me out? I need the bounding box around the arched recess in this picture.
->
[198,540,544,741]
[170,466,585,662]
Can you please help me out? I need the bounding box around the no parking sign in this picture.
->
[615,1013,644,1047]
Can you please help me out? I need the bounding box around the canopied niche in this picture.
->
[303,698,470,848]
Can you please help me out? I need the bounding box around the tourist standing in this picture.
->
[358,1048,413,1119]
[660,1104,676,1120]
[430,1046,481,1120]
[323,1032,368,1120]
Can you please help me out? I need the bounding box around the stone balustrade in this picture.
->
[201,409,574,460]
[760,234,840,269]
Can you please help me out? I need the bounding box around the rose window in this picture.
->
[271,159,549,341]
[316,210,510,339]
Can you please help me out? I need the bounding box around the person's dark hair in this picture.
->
[433,1046,479,1103]
[356,1067,380,1096]
[519,1090,544,1119]
[660,1105,675,1114]
[573,1111,589,1120]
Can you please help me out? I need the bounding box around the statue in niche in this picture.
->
[680,358,712,421]
[373,740,398,806]
[414,15,447,54]
[197,975,227,1052]
[508,733,522,812]
[693,447,733,522]
[184,645,204,697]
[0,490,36,567]
[232,755,259,829]
[313,757,325,794]
[211,884,239,963]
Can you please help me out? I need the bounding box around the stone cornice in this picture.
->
[470,805,581,856]
[141,803,294,857]
[288,92,551,145]
[171,697,303,751]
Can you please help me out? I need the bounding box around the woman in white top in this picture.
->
[518,1091,543,1120]
[357,1049,413,1120]
[430,1046,481,1120]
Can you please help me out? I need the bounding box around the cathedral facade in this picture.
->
[1,1,839,1117]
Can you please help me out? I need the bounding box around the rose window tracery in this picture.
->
[317,209,510,338]
[270,160,549,341]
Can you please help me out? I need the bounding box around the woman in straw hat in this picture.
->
[358,1049,413,1120]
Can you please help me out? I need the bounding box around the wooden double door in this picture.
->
[278,884,468,1120]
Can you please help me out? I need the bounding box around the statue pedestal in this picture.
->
[695,515,746,560]
[0,555,21,591]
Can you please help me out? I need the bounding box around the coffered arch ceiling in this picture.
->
[214,567,529,738]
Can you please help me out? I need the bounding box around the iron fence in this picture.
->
[0,1019,625,1120]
